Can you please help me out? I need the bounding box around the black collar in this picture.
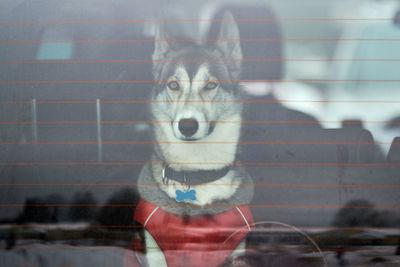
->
[163,165,231,185]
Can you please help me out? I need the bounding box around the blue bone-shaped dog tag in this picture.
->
[176,189,197,202]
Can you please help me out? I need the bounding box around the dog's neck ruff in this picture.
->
[135,198,253,267]
[163,164,231,185]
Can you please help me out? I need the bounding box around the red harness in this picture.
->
[133,198,254,267]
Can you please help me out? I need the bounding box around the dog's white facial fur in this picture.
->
[169,65,214,141]
[168,65,220,141]
[152,64,242,171]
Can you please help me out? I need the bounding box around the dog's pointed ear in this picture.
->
[216,12,242,78]
[153,22,170,61]
[152,22,175,77]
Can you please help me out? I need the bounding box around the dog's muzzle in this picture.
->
[172,109,215,141]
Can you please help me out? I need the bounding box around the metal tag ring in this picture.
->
[162,164,168,185]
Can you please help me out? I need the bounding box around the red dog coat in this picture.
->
[132,198,254,267]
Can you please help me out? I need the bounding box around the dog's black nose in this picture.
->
[178,118,199,138]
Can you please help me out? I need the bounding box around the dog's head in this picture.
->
[151,12,243,142]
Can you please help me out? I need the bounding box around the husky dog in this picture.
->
[134,12,254,267]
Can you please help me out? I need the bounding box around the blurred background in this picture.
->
[0,0,399,266]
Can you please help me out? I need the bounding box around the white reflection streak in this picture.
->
[96,99,102,162]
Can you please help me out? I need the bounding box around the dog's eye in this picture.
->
[167,81,180,91]
[205,81,218,90]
